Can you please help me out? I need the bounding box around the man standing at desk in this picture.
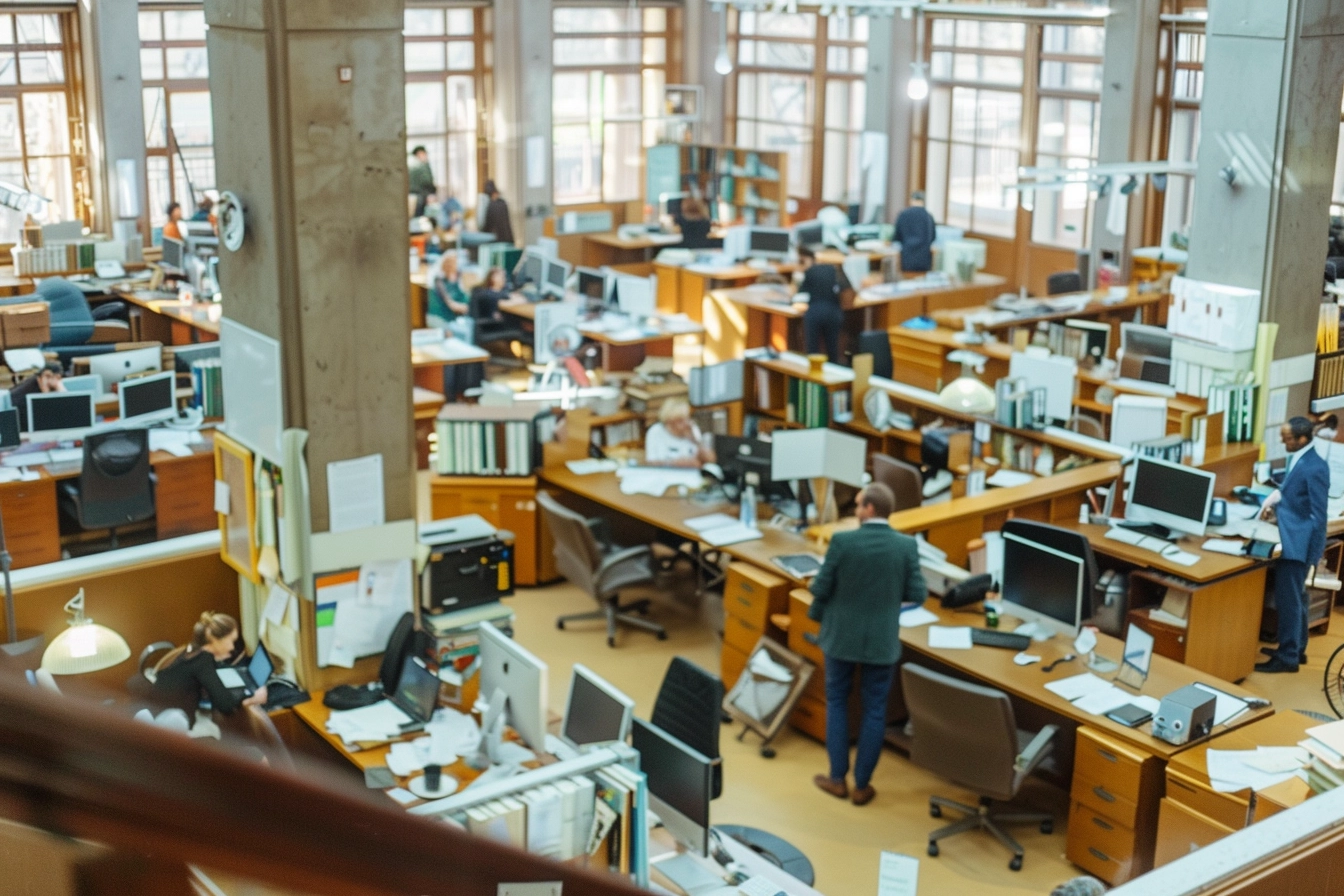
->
[810,483,925,805]
[893,191,937,275]
[409,145,436,218]
[1257,416,1330,674]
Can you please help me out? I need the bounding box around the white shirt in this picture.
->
[1286,443,1312,478]
[645,421,703,464]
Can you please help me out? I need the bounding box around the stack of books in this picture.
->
[786,378,830,428]
[1299,718,1344,794]
[190,358,224,417]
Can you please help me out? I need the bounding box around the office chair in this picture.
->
[652,657,724,798]
[854,329,893,379]
[870,453,923,512]
[470,288,528,367]
[902,663,1058,871]
[536,490,667,647]
[0,278,130,346]
[1000,519,1109,634]
[1066,413,1104,440]
[58,428,155,549]
[1045,271,1083,296]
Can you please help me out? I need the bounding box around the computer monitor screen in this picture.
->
[119,371,177,425]
[1125,456,1216,538]
[543,258,571,299]
[561,664,635,748]
[499,247,523,277]
[998,531,1085,639]
[616,275,655,317]
[87,347,161,387]
[161,236,185,272]
[477,621,548,751]
[515,249,545,289]
[0,408,19,449]
[631,717,713,858]
[689,360,744,407]
[27,392,95,435]
[392,655,441,723]
[715,435,773,484]
[1119,323,1174,382]
[792,220,824,248]
[748,227,791,259]
[576,267,608,302]
[661,192,687,220]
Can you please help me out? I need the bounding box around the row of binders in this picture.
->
[1313,350,1344,402]
[11,242,112,275]
[1206,381,1257,443]
[785,378,831,428]
[435,419,535,477]
[190,358,224,417]
[459,765,645,874]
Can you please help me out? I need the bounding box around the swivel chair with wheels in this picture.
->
[651,656,724,798]
[0,278,131,348]
[537,490,666,646]
[870,453,922,512]
[902,663,1058,871]
[58,428,155,549]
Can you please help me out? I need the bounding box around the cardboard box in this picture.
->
[0,302,50,348]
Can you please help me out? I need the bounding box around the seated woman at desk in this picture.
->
[470,266,510,322]
[645,400,715,468]
[674,197,713,250]
[152,611,267,718]
[797,245,846,364]
[429,253,474,343]
[10,361,63,432]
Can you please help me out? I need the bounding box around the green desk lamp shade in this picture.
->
[939,350,996,415]
[41,589,130,675]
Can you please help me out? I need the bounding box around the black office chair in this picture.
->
[471,287,528,366]
[0,278,130,347]
[651,657,724,798]
[1046,271,1083,296]
[58,428,155,548]
[853,329,893,379]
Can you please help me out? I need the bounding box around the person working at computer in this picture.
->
[644,400,716,468]
[152,611,267,717]
[893,191,937,275]
[428,253,474,344]
[674,197,713,249]
[191,196,217,231]
[409,145,436,218]
[471,267,510,321]
[481,179,515,245]
[1256,417,1330,674]
[163,201,184,241]
[810,483,925,806]
[797,245,846,364]
[9,361,63,432]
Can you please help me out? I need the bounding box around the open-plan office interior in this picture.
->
[7,1,1344,894]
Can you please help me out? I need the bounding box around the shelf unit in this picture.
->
[668,143,790,228]
[745,356,853,431]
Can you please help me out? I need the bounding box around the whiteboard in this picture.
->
[221,318,284,464]
[771,429,868,487]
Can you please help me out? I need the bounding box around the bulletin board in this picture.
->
[215,430,260,583]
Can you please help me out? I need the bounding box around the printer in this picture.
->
[419,514,514,615]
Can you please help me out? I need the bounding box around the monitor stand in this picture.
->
[1116,520,1172,540]
[468,686,533,770]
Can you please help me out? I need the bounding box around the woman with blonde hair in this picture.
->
[645,399,716,468]
[153,611,267,716]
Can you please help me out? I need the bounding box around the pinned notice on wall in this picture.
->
[314,560,414,669]
[326,453,384,533]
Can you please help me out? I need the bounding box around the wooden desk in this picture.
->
[411,338,489,391]
[929,288,1165,349]
[498,297,705,370]
[114,290,222,345]
[655,261,761,323]
[583,233,680,270]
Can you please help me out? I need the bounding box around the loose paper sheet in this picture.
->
[327,454,385,533]
[878,851,919,896]
[927,626,973,650]
[213,480,231,515]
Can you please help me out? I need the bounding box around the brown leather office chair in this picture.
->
[870,453,923,512]
[902,663,1058,871]
[537,490,667,647]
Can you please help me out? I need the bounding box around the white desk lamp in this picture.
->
[41,589,130,675]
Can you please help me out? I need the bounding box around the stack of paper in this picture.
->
[1206,747,1307,794]
[614,466,704,496]
[1301,719,1344,794]
[325,700,412,747]
[927,626,972,650]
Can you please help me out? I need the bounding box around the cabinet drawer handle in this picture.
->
[1092,786,1116,803]
[1088,847,1112,863]
[1097,749,1118,763]
[1091,816,1114,832]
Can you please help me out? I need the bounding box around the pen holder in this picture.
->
[807,354,826,376]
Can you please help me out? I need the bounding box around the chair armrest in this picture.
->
[1013,723,1058,787]
[594,544,654,593]
[586,516,614,552]
[598,544,652,571]
[90,320,131,343]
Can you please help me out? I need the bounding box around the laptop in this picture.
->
[385,654,442,732]
[215,642,274,698]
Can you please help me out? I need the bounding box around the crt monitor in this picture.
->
[1125,456,1216,538]
[792,220,824,249]
[561,664,635,749]
[0,408,18,449]
[87,346,161,388]
[998,531,1086,640]
[27,392,95,436]
[514,249,546,290]
[576,267,609,303]
[478,621,548,751]
[688,360,744,407]
[119,370,177,425]
[748,227,791,260]
[631,717,714,858]
[543,257,572,299]
[161,236,185,272]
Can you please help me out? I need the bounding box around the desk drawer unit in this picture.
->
[1163,767,1250,832]
[723,563,789,634]
[154,452,216,539]
[890,334,947,393]
[0,479,58,568]
[1066,727,1163,885]
[1153,798,1236,868]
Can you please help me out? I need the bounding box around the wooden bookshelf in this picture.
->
[663,143,790,228]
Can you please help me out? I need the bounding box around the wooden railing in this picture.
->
[0,674,647,896]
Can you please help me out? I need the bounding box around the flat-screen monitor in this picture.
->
[119,371,177,425]
[543,257,572,299]
[792,220,824,249]
[748,227,791,260]
[576,267,609,303]
[477,621,548,751]
[616,275,655,317]
[722,226,749,261]
[999,531,1086,640]
[632,717,713,858]
[0,407,19,449]
[689,360,744,407]
[715,435,773,485]
[660,192,687,220]
[1119,323,1174,383]
[87,346,161,387]
[1125,456,1216,538]
[161,236,185,272]
[61,374,104,397]
[514,249,546,290]
[27,391,95,437]
[561,664,635,749]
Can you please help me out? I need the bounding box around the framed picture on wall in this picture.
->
[215,430,260,583]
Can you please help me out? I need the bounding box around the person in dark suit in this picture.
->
[893,191,937,275]
[797,245,847,364]
[481,179,515,245]
[810,483,926,805]
[1256,416,1330,673]
[674,197,713,249]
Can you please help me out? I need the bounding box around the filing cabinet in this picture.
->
[1065,727,1163,885]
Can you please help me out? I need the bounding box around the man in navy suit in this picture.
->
[1256,416,1330,673]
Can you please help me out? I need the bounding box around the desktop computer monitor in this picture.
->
[576,267,608,302]
[61,374,104,397]
[161,236,185,273]
[792,220,824,249]
[748,227,791,260]
[87,346,161,388]
[0,408,19,449]
[119,371,177,425]
[1119,323,1174,383]
[27,391,95,437]
[1125,456,1216,539]
[561,664,635,749]
[616,275,655,317]
[660,192,687,221]
[631,717,713,858]
[514,249,546,291]
[689,360,744,407]
[998,531,1086,640]
[543,257,572,299]
[478,621,548,751]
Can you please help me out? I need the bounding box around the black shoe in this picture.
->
[1260,646,1277,657]
[1255,658,1300,674]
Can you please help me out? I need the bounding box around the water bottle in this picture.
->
[739,472,758,529]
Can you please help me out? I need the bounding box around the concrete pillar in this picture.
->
[1090,0,1160,280]
[204,0,414,530]
[77,0,148,236]
[492,0,552,245]
[868,13,914,221]
[1186,0,1344,417]
[684,0,727,146]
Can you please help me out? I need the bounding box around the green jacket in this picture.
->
[808,521,925,665]
[409,160,436,197]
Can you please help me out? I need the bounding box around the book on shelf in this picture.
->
[434,405,545,476]
[1133,434,1187,463]
[190,358,224,417]
[1206,381,1257,442]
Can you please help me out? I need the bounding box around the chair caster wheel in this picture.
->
[1009,856,1022,872]
[720,712,732,724]
[761,747,776,759]
[606,637,615,647]
[557,621,565,630]
[927,842,938,857]
[1040,820,1053,834]
[657,631,668,640]
[929,804,941,818]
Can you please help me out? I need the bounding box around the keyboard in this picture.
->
[971,629,1032,650]
[1103,526,1147,546]
[1104,527,1200,566]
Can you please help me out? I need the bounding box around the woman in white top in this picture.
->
[645,400,716,468]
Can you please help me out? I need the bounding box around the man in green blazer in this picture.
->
[810,482,926,806]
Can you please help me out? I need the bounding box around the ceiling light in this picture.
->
[907,62,929,101]
[715,45,734,75]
